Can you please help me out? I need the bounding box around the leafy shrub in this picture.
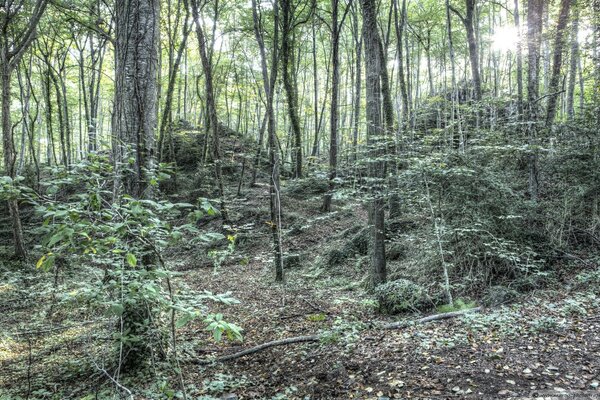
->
[28,156,241,368]
[374,279,432,314]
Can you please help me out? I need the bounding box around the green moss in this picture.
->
[436,298,477,313]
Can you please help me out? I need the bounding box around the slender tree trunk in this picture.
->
[252,0,284,282]
[515,0,524,124]
[189,0,228,220]
[158,11,191,162]
[322,0,341,212]
[567,1,579,121]
[526,0,543,201]
[352,5,362,163]
[360,0,387,287]
[1,62,27,259]
[280,0,303,179]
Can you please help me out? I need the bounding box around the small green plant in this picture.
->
[26,156,241,369]
[208,234,236,274]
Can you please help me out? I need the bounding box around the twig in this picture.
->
[92,360,134,400]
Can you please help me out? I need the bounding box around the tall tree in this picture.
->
[566,0,579,121]
[545,0,572,127]
[252,0,284,282]
[280,0,304,179]
[113,0,159,199]
[514,0,524,123]
[0,0,49,259]
[360,0,386,286]
[449,0,482,100]
[188,0,228,220]
[322,0,349,212]
[112,0,160,368]
[526,0,543,200]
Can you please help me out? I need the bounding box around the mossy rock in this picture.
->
[283,253,303,269]
[482,285,519,306]
[386,242,406,261]
[326,249,348,268]
[323,228,369,268]
[374,279,431,314]
[284,175,329,198]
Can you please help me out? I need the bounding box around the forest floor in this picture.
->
[1,148,600,399]
[173,183,600,400]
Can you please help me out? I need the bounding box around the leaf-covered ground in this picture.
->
[1,182,599,399]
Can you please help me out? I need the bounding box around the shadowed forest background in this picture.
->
[0,0,599,398]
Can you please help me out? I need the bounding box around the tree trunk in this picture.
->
[545,0,572,128]
[360,0,387,287]
[566,1,579,121]
[526,0,543,201]
[158,10,191,162]
[1,62,27,259]
[189,0,228,220]
[281,0,303,179]
[322,0,341,213]
[114,0,159,199]
[252,0,284,282]
[515,0,524,124]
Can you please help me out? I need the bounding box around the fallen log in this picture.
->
[193,307,481,364]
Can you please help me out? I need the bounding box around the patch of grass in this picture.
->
[436,298,477,313]
[307,313,326,322]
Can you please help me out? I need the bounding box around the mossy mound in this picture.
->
[374,279,432,314]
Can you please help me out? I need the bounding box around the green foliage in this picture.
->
[26,156,240,365]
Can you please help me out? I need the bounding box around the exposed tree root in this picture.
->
[193,307,482,364]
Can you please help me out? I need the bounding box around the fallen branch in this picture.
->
[193,307,481,364]
[381,307,482,330]
[193,335,320,365]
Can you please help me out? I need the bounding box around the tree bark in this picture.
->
[252,0,284,282]
[280,0,303,179]
[113,0,159,199]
